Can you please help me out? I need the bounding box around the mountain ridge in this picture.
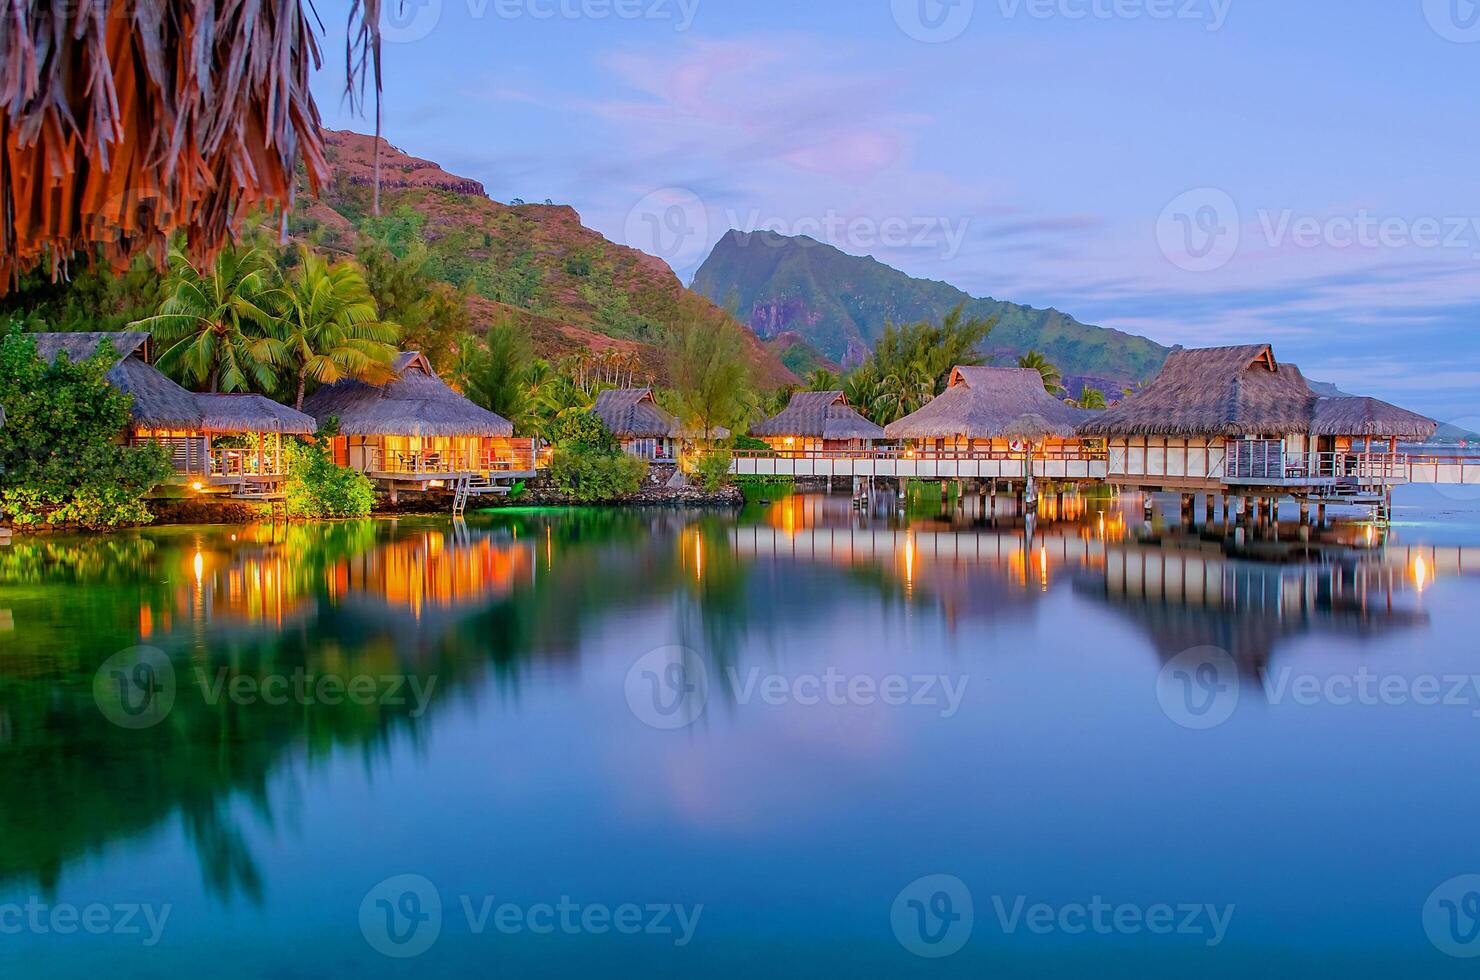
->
[693,229,1169,389]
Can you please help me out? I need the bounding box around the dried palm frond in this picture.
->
[0,0,385,292]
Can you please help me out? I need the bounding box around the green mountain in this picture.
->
[692,230,1169,387]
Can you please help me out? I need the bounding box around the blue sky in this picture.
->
[312,0,1480,421]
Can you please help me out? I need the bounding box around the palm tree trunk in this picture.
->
[295,369,308,412]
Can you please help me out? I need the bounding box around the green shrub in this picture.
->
[283,439,376,518]
[549,444,646,501]
[0,332,174,529]
[732,434,770,452]
[689,450,733,491]
[550,411,617,452]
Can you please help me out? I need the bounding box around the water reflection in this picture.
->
[0,494,1465,904]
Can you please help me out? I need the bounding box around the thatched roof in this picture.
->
[1077,345,1316,437]
[1312,396,1437,440]
[196,395,316,435]
[302,352,514,438]
[1076,344,1439,440]
[592,389,681,439]
[30,331,202,429]
[27,331,318,433]
[751,391,886,441]
[884,367,1090,440]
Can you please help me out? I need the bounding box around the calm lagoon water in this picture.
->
[4,487,1480,977]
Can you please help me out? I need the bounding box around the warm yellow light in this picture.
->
[784,436,795,447]
[193,551,204,585]
[191,481,203,491]
[903,533,915,589]
[694,533,704,582]
[1413,554,1430,592]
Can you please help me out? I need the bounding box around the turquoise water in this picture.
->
[3,488,1480,976]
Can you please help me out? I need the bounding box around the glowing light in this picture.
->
[193,551,204,585]
[694,533,704,582]
[783,436,795,447]
[903,533,915,590]
[1413,554,1430,592]
[1098,512,1106,538]
[191,481,203,491]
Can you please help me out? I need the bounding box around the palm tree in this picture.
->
[805,368,840,391]
[278,248,400,410]
[870,362,936,424]
[1074,386,1107,410]
[137,246,286,393]
[1017,350,1064,396]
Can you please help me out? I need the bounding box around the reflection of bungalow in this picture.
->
[304,352,529,488]
[1076,345,1436,489]
[750,390,885,454]
[884,366,1089,454]
[31,332,315,494]
[591,388,727,461]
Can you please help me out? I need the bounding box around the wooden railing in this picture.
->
[727,447,1109,462]
[208,447,284,478]
[367,442,541,476]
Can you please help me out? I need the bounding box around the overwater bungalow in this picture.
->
[30,332,315,494]
[591,388,728,461]
[303,352,530,491]
[749,390,885,454]
[1075,344,1437,491]
[884,366,1090,455]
